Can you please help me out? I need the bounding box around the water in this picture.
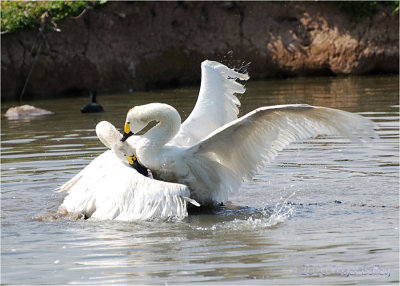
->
[1,76,398,285]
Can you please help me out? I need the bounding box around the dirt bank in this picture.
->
[1,1,398,101]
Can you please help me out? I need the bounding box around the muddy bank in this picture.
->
[1,1,398,101]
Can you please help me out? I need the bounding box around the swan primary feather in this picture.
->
[171,60,249,146]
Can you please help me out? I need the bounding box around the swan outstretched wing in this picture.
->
[170,60,249,146]
[59,150,196,221]
[186,104,377,197]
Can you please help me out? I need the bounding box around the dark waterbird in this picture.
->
[81,90,104,113]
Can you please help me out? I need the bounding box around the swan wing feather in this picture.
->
[186,104,377,197]
[59,150,196,221]
[170,60,249,146]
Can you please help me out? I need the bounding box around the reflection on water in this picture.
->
[1,75,399,284]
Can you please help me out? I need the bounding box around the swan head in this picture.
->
[121,106,149,142]
[121,103,181,143]
[96,121,137,159]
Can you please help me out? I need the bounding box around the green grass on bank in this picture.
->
[338,1,399,21]
[1,1,398,34]
[1,1,104,34]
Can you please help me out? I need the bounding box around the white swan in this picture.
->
[59,60,248,220]
[59,60,377,220]
[58,121,199,221]
[121,102,376,205]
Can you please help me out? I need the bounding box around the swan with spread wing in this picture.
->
[59,60,377,220]
[58,60,246,220]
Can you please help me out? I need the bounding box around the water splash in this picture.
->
[225,198,296,231]
[267,189,297,226]
[219,51,251,75]
[192,191,297,231]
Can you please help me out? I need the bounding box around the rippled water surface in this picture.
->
[1,76,399,285]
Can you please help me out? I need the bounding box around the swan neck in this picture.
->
[90,90,97,103]
[140,104,181,148]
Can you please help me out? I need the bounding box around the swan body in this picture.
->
[58,121,199,221]
[123,102,377,205]
[59,60,377,220]
[80,90,104,113]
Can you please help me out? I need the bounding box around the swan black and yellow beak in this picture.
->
[121,122,133,142]
[126,154,149,176]
[125,154,137,165]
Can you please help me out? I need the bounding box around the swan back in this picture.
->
[59,150,196,221]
